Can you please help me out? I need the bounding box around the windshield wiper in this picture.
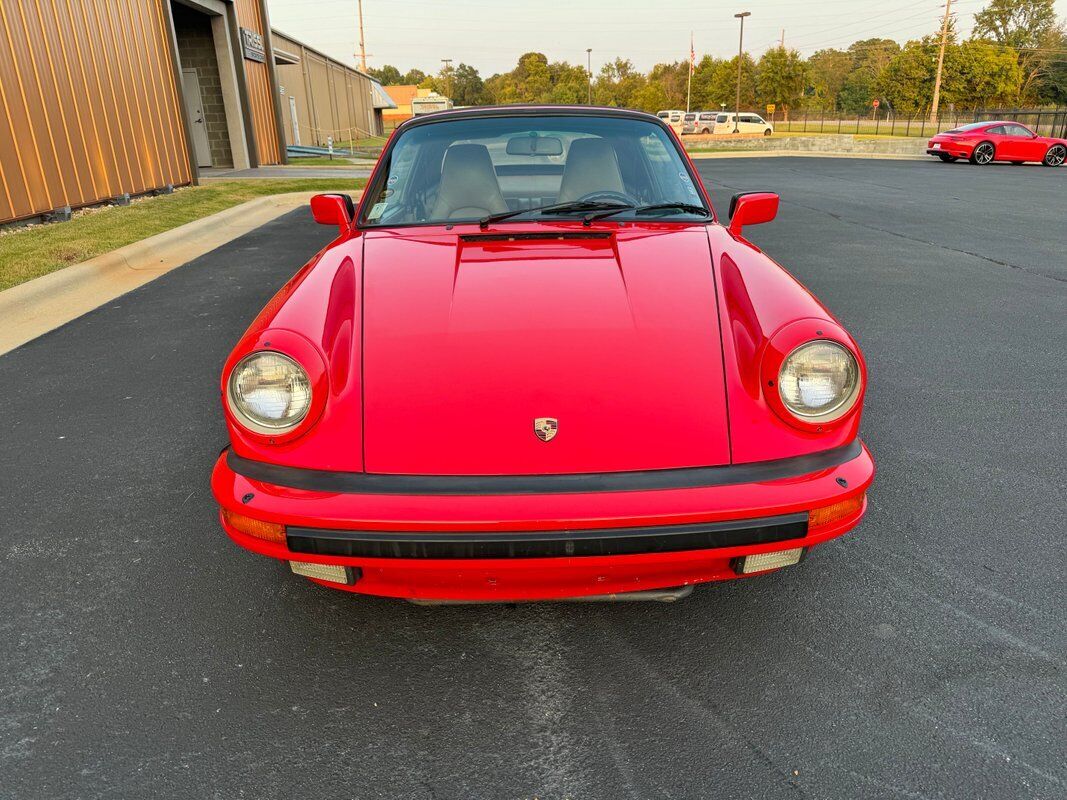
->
[584,202,711,222]
[479,200,631,229]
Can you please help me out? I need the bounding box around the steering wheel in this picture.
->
[575,189,639,206]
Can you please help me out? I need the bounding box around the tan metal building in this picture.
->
[272,30,393,148]
[0,0,290,225]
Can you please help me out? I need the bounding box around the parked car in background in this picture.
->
[927,120,1066,166]
[657,109,684,133]
[682,111,717,135]
[714,112,773,136]
[212,106,874,603]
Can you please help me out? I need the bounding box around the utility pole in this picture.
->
[586,48,593,104]
[357,0,367,71]
[930,0,953,124]
[734,11,750,134]
[780,29,785,49]
[441,58,453,100]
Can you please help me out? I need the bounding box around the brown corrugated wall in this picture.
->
[234,0,280,164]
[0,0,191,223]
[273,31,377,149]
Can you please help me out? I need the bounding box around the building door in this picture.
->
[289,96,300,145]
[181,68,213,168]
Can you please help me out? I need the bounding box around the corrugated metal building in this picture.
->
[0,0,386,226]
[272,29,393,147]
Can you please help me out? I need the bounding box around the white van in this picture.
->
[713,112,774,136]
[683,111,717,135]
[656,110,685,133]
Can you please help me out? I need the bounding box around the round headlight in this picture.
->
[227,351,312,433]
[778,340,860,422]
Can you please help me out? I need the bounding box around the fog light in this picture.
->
[222,508,286,544]
[734,547,804,575]
[809,493,865,530]
[289,560,355,585]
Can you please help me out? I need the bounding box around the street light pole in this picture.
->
[733,11,750,134]
[586,48,593,104]
[441,58,453,102]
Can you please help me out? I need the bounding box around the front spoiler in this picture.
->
[211,441,874,600]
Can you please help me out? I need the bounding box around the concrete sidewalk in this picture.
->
[201,165,373,180]
[0,191,350,355]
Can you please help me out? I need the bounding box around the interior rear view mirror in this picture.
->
[310,193,354,232]
[506,135,564,156]
[728,192,779,237]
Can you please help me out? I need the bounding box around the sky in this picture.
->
[267,0,1067,78]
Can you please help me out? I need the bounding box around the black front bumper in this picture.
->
[287,513,809,559]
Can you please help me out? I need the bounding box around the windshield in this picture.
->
[360,114,708,227]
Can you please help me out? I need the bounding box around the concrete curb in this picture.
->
[0,190,353,356]
[689,150,928,161]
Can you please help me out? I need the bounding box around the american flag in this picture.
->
[690,33,695,74]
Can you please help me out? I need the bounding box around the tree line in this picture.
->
[366,0,1066,117]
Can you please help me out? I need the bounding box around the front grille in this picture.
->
[286,513,808,559]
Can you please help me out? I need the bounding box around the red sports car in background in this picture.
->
[927,120,1066,166]
[211,106,875,602]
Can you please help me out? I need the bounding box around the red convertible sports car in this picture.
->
[927,120,1066,166]
[211,106,875,602]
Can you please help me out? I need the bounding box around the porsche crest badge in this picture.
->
[533,417,558,442]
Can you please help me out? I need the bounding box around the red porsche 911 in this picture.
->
[927,120,1067,166]
[211,106,875,602]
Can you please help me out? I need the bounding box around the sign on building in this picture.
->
[240,27,265,63]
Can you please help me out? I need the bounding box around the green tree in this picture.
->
[450,63,486,105]
[366,65,402,85]
[594,58,647,108]
[973,0,1058,48]
[693,54,757,110]
[630,81,672,113]
[972,0,1064,100]
[1040,30,1067,102]
[403,69,427,85]
[756,47,807,118]
[944,40,1024,107]
[878,39,937,115]
[649,61,691,109]
[807,49,852,110]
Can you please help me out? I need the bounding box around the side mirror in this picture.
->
[728,192,779,237]
[310,193,354,232]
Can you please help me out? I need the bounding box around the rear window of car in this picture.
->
[946,121,992,133]
[684,113,697,121]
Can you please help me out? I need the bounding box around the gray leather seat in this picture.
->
[556,138,626,203]
[430,144,508,220]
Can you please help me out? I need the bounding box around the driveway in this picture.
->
[1,158,1064,799]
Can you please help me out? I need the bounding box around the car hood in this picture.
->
[360,227,731,475]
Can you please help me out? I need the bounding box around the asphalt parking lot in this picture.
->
[2,157,1064,799]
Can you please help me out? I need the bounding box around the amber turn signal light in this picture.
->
[809,493,866,530]
[221,508,287,544]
